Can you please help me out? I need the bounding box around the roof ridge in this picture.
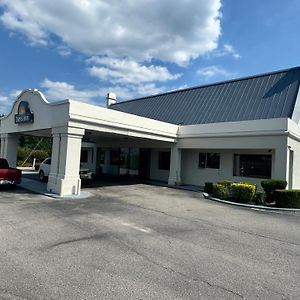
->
[110,65,300,107]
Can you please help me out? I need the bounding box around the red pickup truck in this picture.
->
[0,158,22,186]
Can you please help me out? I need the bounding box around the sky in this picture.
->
[0,0,299,114]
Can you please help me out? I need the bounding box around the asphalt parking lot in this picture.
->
[0,183,299,299]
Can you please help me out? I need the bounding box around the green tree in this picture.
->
[18,136,52,167]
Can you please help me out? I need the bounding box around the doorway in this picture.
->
[139,149,151,179]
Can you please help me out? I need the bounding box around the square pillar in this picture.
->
[0,133,19,167]
[168,144,182,185]
[272,141,288,183]
[47,127,85,196]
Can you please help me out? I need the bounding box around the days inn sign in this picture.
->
[15,101,34,124]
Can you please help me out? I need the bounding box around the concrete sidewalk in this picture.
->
[19,177,91,199]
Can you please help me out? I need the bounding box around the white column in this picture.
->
[272,142,288,183]
[288,148,294,189]
[168,144,182,185]
[0,135,6,158]
[47,126,85,196]
[0,133,19,167]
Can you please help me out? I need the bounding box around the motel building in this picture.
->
[1,66,300,197]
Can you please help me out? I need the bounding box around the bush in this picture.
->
[261,180,287,203]
[231,183,256,203]
[253,192,266,205]
[212,183,230,199]
[204,182,213,194]
[17,147,31,164]
[17,148,50,167]
[217,180,233,189]
[274,190,300,208]
[31,149,50,162]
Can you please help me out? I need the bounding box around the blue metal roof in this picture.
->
[110,66,300,125]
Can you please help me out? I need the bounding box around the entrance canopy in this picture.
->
[0,89,178,196]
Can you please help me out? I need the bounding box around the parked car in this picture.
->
[38,158,92,181]
[0,158,22,186]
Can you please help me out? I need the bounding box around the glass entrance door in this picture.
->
[138,149,151,179]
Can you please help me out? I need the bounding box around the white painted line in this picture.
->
[121,222,152,233]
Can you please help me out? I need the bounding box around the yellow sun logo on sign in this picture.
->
[18,101,30,115]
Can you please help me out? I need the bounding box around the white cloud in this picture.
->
[40,78,165,104]
[214,43,241,59]
[129,83,164,97]
[0,0,222,65]
[0,93,13,115]
[197,66,233,79]
[0,1,228,105]
[87,56,181,84]
[0,95,9,102]
[56,45,72,57]
[0,8,47,46]
[40,79,99,104]
[9,89,22,98]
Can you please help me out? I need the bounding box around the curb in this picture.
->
[19,178,92,200]
[202,193,300,213]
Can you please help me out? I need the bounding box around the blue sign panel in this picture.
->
[15,101,34,124]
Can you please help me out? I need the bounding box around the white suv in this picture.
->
[38,158,92,181]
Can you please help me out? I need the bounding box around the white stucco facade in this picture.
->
[1,88,300,196]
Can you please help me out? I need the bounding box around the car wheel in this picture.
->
[39,170,45,182]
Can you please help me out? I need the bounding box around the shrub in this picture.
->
[204,182,214,194]
[231,183,256,203]
[217,180,233,189]
[17,148,49,167]
[261,180,287,203]
[253,192,266,206]
[31,149,50,162]
[17,147,31,164]
[274,190,300,208]
[212,183,230,199]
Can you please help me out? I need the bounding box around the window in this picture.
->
[97,148,105,164]
[44,158,51,165]
[198,153,220,169]
[207,153,220,169]
[80,149,88,163]
[120,148,129,168]
[198,153,206,168]
[233,154,272,179]
[110,150,120,165]
[158,151,170,170]
[129,148,139,170]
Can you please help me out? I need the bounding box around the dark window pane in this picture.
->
[44,158,51,165]
[97,148,105,164]
[233,154,272,179]
[130,148,139,170]
[80,149,88,163]
[110,150,120,165]
[0,159,9,168]
[198,153,206,168]
[206,153,220,169]
[158,151,170,170]
[120,148,129,168]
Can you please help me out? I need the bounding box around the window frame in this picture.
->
[198,152,220,169]
[233,153,272,179]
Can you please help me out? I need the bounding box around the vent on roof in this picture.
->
[106,92,117,107]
